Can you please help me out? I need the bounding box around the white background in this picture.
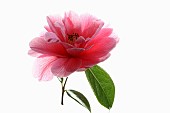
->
[0,0,170,113]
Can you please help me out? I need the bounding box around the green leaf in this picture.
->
[85,65,115,109]
[66,90,91,112]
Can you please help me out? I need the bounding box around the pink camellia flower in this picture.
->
[28,11,118,81]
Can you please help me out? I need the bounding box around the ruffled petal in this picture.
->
[29,37,68,57]
[81,53,110,68]
[74,36,86,48]
[54,21,66,41]
[75,36,85,44]
[46,16,66,41]
[51,58,82,77]
[63,11,81,34]
[33,56,57,81]
[28,50,50,58]
[44,32,59,42]
[84,28,113,48]
[94,28,113,39]
[80,14,104,38]
[99,53,111,62]
[46,16,56,32]
[80,37,117,58]
[28,50,43,57]
[67,48,85,56]
[60,42,74,49]
[80,28,117,58]
[44,26,52,32]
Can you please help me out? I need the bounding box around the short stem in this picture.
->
[61,77,68,105]
[61,87,64,105]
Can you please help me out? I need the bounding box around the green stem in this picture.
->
[61,77,68,105]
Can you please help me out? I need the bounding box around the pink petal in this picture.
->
[77,68,86,71]
[44,32,59,42]
[74,36,86,48]
[63,11,81,34]
[44,26,52,32]
[47,16,56,33]
[75,36,85,44]
[60,42,74,49]
[67,48,85,56]
[95,28,113,39]
[51,58,82,77]
[80,37,117,58]
[29,37,68,57]
[81,28,118,58]
[80,14,104,38]
[99,53,111,62]
[84,28,113,48]
[28,50,43,57]
[46,16,66,41]
[33,56,57,81]
[81,53,110,68]
[54,22,66,40]
[28,50,56,58]
[81,59,100,68]
[90,21,104,39]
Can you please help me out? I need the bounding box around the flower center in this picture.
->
[68,33,79,43]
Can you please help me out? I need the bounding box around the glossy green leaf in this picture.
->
[66,90,91,112]
[85,65,115,109]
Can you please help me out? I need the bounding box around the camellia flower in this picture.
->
[28,11,118,81]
